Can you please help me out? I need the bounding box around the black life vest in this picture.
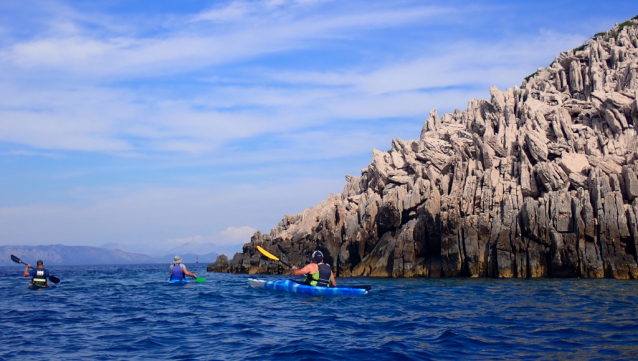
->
[316,263,332,287]
[32,268,48,286]
[303,263,332,287]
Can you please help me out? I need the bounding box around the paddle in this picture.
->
[11,254,60,284]
[349,285,372,291]
[10,254,24,265]
[195,277,206,283]
[256,246,291,268]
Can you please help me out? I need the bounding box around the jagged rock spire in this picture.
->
[210,18,638,279]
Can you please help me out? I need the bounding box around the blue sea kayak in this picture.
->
[249,279,370,295]
[167,278,189,284]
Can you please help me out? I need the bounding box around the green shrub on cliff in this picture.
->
[573,44,586,52]
[618,20,633,33]
[524,71,537,83]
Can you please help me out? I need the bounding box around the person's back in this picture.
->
[170,263,186,281]
[303,262,333,287]
[169,255,197,281]
[24,260,49,287]
[292,251,336,287]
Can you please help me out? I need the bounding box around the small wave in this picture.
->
[2,264,638,359]
[133,336,166,348]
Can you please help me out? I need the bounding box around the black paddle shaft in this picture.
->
[279,260,292,268]
[349,285,372,291]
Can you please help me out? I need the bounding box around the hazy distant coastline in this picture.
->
[0,245,218,266]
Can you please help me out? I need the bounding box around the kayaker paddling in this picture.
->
[292,250,336,287]
[253,246,370,294]
[24,260,50,288]
[169,255,197,281]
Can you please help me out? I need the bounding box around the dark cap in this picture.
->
[312,250,323,262]
[36,260,43,265]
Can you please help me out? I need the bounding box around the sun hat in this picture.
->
[173,255,182,264]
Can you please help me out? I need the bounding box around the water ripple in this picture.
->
[1,265,638,359]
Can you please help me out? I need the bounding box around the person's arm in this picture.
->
[330,271,337,287]
[182,266,197,278]
[184,269,197,278]
[291,264,314,276]
[23,265,32,277]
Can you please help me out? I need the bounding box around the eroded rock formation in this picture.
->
[209,18,638,279]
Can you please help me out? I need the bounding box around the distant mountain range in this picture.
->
[149,253,219,264]
[0,245,218,266]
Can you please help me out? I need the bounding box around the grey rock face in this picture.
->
[211,19,638,279]
[207,254,229,272]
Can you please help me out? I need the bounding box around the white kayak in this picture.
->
[249,278,370,295]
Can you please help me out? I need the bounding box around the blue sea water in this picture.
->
[1,264,638,360]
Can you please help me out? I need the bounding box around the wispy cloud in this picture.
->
[220,226,257,241]
[0,179,344,248]
[4,149,62,158]
[0,1,590,158]
[1,1,454,78]
[0,0,623,251]
[191,1,253,23]
[268,32,586,95]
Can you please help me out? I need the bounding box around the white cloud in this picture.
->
[220,226,257,240]
[0,1,592,160]
[269,32,587,95]
[0,178,344,249]
[130,227,255,256]
[191,1,251,23]
[0,2,453,78]
[0,1,606,256]
[166,234,209,245]
[4,149,62,158]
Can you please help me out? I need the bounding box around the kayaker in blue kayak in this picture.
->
[169,255,197,281]
[292,251,336,287]
[23,260,50,287]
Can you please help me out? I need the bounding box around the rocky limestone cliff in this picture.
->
[209,17,638,279]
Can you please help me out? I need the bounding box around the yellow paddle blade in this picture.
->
[256,246,280,261]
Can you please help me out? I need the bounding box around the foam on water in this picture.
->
[1,264,638,360]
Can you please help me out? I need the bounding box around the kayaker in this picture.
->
[23,260,49,287]
[292,250,336,287]
[169,255,197,281]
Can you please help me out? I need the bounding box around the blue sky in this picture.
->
[0,0,635,256]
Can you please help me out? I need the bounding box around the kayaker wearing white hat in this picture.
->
[169,255,197,281]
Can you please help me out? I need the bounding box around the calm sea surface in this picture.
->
[1,264,638,360]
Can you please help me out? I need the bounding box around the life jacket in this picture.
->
[170,264,185,280]
[32,268,48,287]
[303,263,332,287]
